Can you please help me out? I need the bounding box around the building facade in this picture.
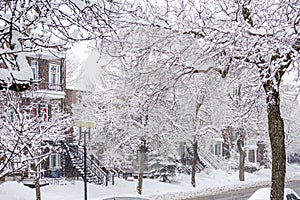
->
[0,50,73,181]
[28,51,69,179]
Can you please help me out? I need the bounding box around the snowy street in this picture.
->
[187,180,300,200]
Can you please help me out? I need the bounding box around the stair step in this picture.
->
[72,159,82,163]
[73,162,83,166]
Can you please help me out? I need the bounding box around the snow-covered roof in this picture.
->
[0,53,33,91]
[27,90,66,100]
[26,49,66,60]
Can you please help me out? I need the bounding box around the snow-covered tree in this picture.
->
[281,83,300,156]
[0,0,129,175]
[66,45,88,89]
[225,67,267,135]
[0,0,132,91]
[93,25,230,189]
[92,63,180,194]
[115,1,300,198]
[0,2,133,196]
[0,2,105,199]
[0,89,72,182]
[223,66,268,180]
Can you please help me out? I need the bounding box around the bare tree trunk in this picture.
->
[191,140,198,187]
[35,178,41,200]
[33,163,41,200]
[268,96,286,200]
[237,136,245,181]
[137,139,146,195]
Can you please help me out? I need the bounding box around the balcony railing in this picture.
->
[32,81,63,91]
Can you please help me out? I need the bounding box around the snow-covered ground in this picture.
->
[1,164,300,200]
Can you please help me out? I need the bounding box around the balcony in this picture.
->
[29,81,65,100]
[41,82,63,91]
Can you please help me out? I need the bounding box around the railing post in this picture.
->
[83,138,87,200]
[105,172,108,186]
[90,158,93,172]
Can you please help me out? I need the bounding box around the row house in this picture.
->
[22,53,107,184]
[27,50,66,110]
[25,50,68,178]
[221,126,268,167]
[175,126,268,172]
[0,49,73,181]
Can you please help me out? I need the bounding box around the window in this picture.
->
[9,157,21,171]
[49,64,61,90]
[248,150,256,163]
[50,103,60,118]
[214,143,221,156]
[9,110,14,123]
[49,153,61,169]
[231,131,238,142]
[31,104,48,121]
[31,59,39,80]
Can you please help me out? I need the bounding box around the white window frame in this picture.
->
[49,63,61,90]
[49,153,61,169]
[31,59,39,81]
[214,143,221,156]
[8,109,15,123]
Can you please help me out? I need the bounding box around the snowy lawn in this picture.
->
[1,164,300,200]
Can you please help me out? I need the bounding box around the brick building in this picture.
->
[0,50,76,181]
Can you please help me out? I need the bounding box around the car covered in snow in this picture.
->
[102,196,149,200]
[248,187,300,200]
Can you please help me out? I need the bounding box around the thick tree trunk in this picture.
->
[191,140,197,187]
[260,64,287,200]
[137,140,146,195]
[268,98,286,200]
[237,137,245,181]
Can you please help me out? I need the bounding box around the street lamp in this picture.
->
[76,120,93,200]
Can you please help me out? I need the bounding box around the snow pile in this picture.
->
[0,181,34,200]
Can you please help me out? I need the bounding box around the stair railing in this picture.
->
[186,147,206,171]
[61,142,108,185]
[198,148,225,170]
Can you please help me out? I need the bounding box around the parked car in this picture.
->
[248,188,300,200]
[102,196,149,200]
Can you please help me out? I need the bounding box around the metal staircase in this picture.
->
[198,148,225,170]
[175,159,192,174]
[61,142,108,185]
[183,145,225,172]
[186,147,207,172]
